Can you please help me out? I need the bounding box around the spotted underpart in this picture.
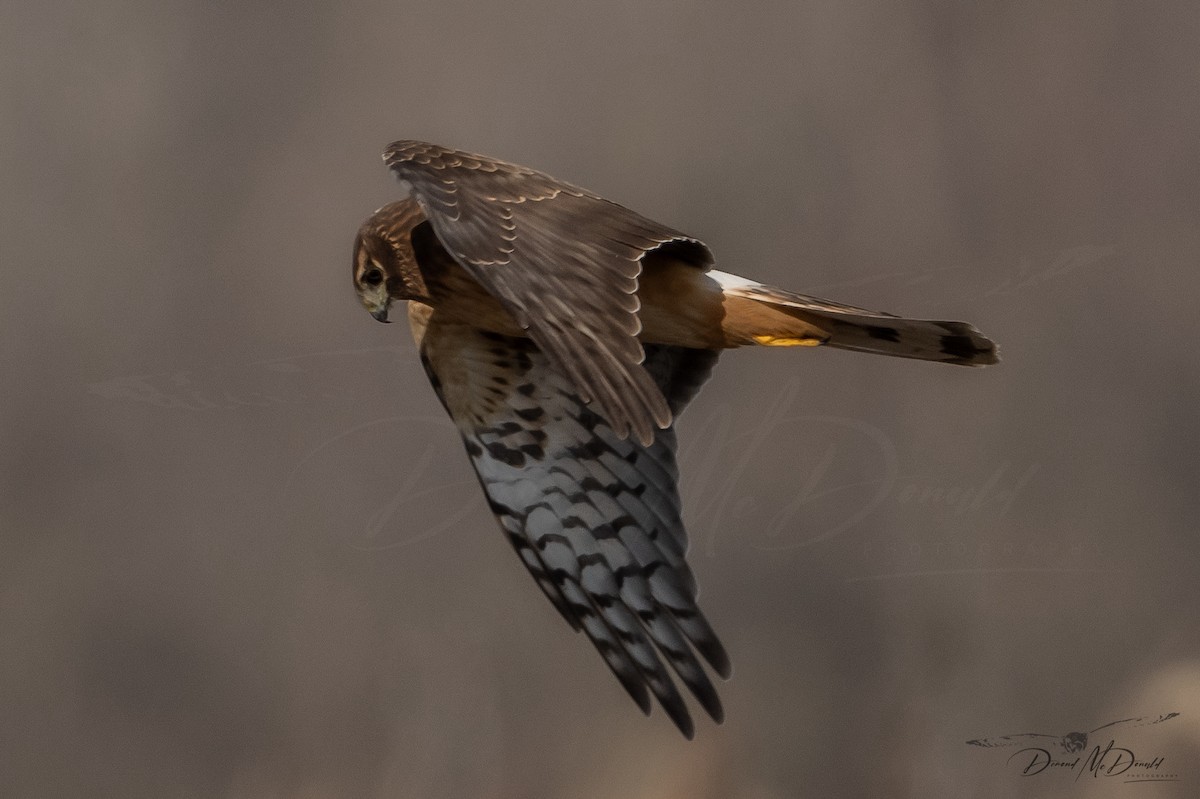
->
[418,316,728,738]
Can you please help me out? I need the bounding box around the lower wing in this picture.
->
[412,304,729,738]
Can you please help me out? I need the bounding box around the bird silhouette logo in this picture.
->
[967,713,1179,754]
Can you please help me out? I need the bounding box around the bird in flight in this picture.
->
[352,140,998,737]
[967,713,1180,753]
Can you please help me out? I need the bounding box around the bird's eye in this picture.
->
[362,269,384,287]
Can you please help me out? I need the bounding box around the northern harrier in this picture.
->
[352,140,997,737]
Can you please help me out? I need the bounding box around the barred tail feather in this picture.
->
[804,311,998,366]
[712,271,999,366]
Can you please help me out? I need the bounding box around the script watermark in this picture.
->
[674,378,1040,558]
[91,350,1048,569]
[968,713,1181,784]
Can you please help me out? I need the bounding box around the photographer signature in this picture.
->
[968,713,1180,783]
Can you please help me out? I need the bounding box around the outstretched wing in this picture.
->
[385,140,713,445]
[966,733,1062,747]
[412,305,728,738]
[1089,712,1181,734]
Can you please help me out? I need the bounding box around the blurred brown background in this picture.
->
[3,2,1199,797]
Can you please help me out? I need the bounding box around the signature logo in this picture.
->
[968,713,1180,783]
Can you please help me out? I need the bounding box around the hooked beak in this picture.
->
[370,306,391,323]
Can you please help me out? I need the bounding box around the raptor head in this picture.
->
[1061,732,1088,753]
[352,199,430,323]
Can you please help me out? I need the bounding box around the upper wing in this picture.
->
[966,733,1062,747]
[413,305,728,738]
[1089,712,1181,734]
[385,140,713,445]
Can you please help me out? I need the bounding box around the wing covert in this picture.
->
[386,140,712,445]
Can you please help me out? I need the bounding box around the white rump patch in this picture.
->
[707,270,762,291]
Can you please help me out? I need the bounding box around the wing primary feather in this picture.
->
[416,311,724,735]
